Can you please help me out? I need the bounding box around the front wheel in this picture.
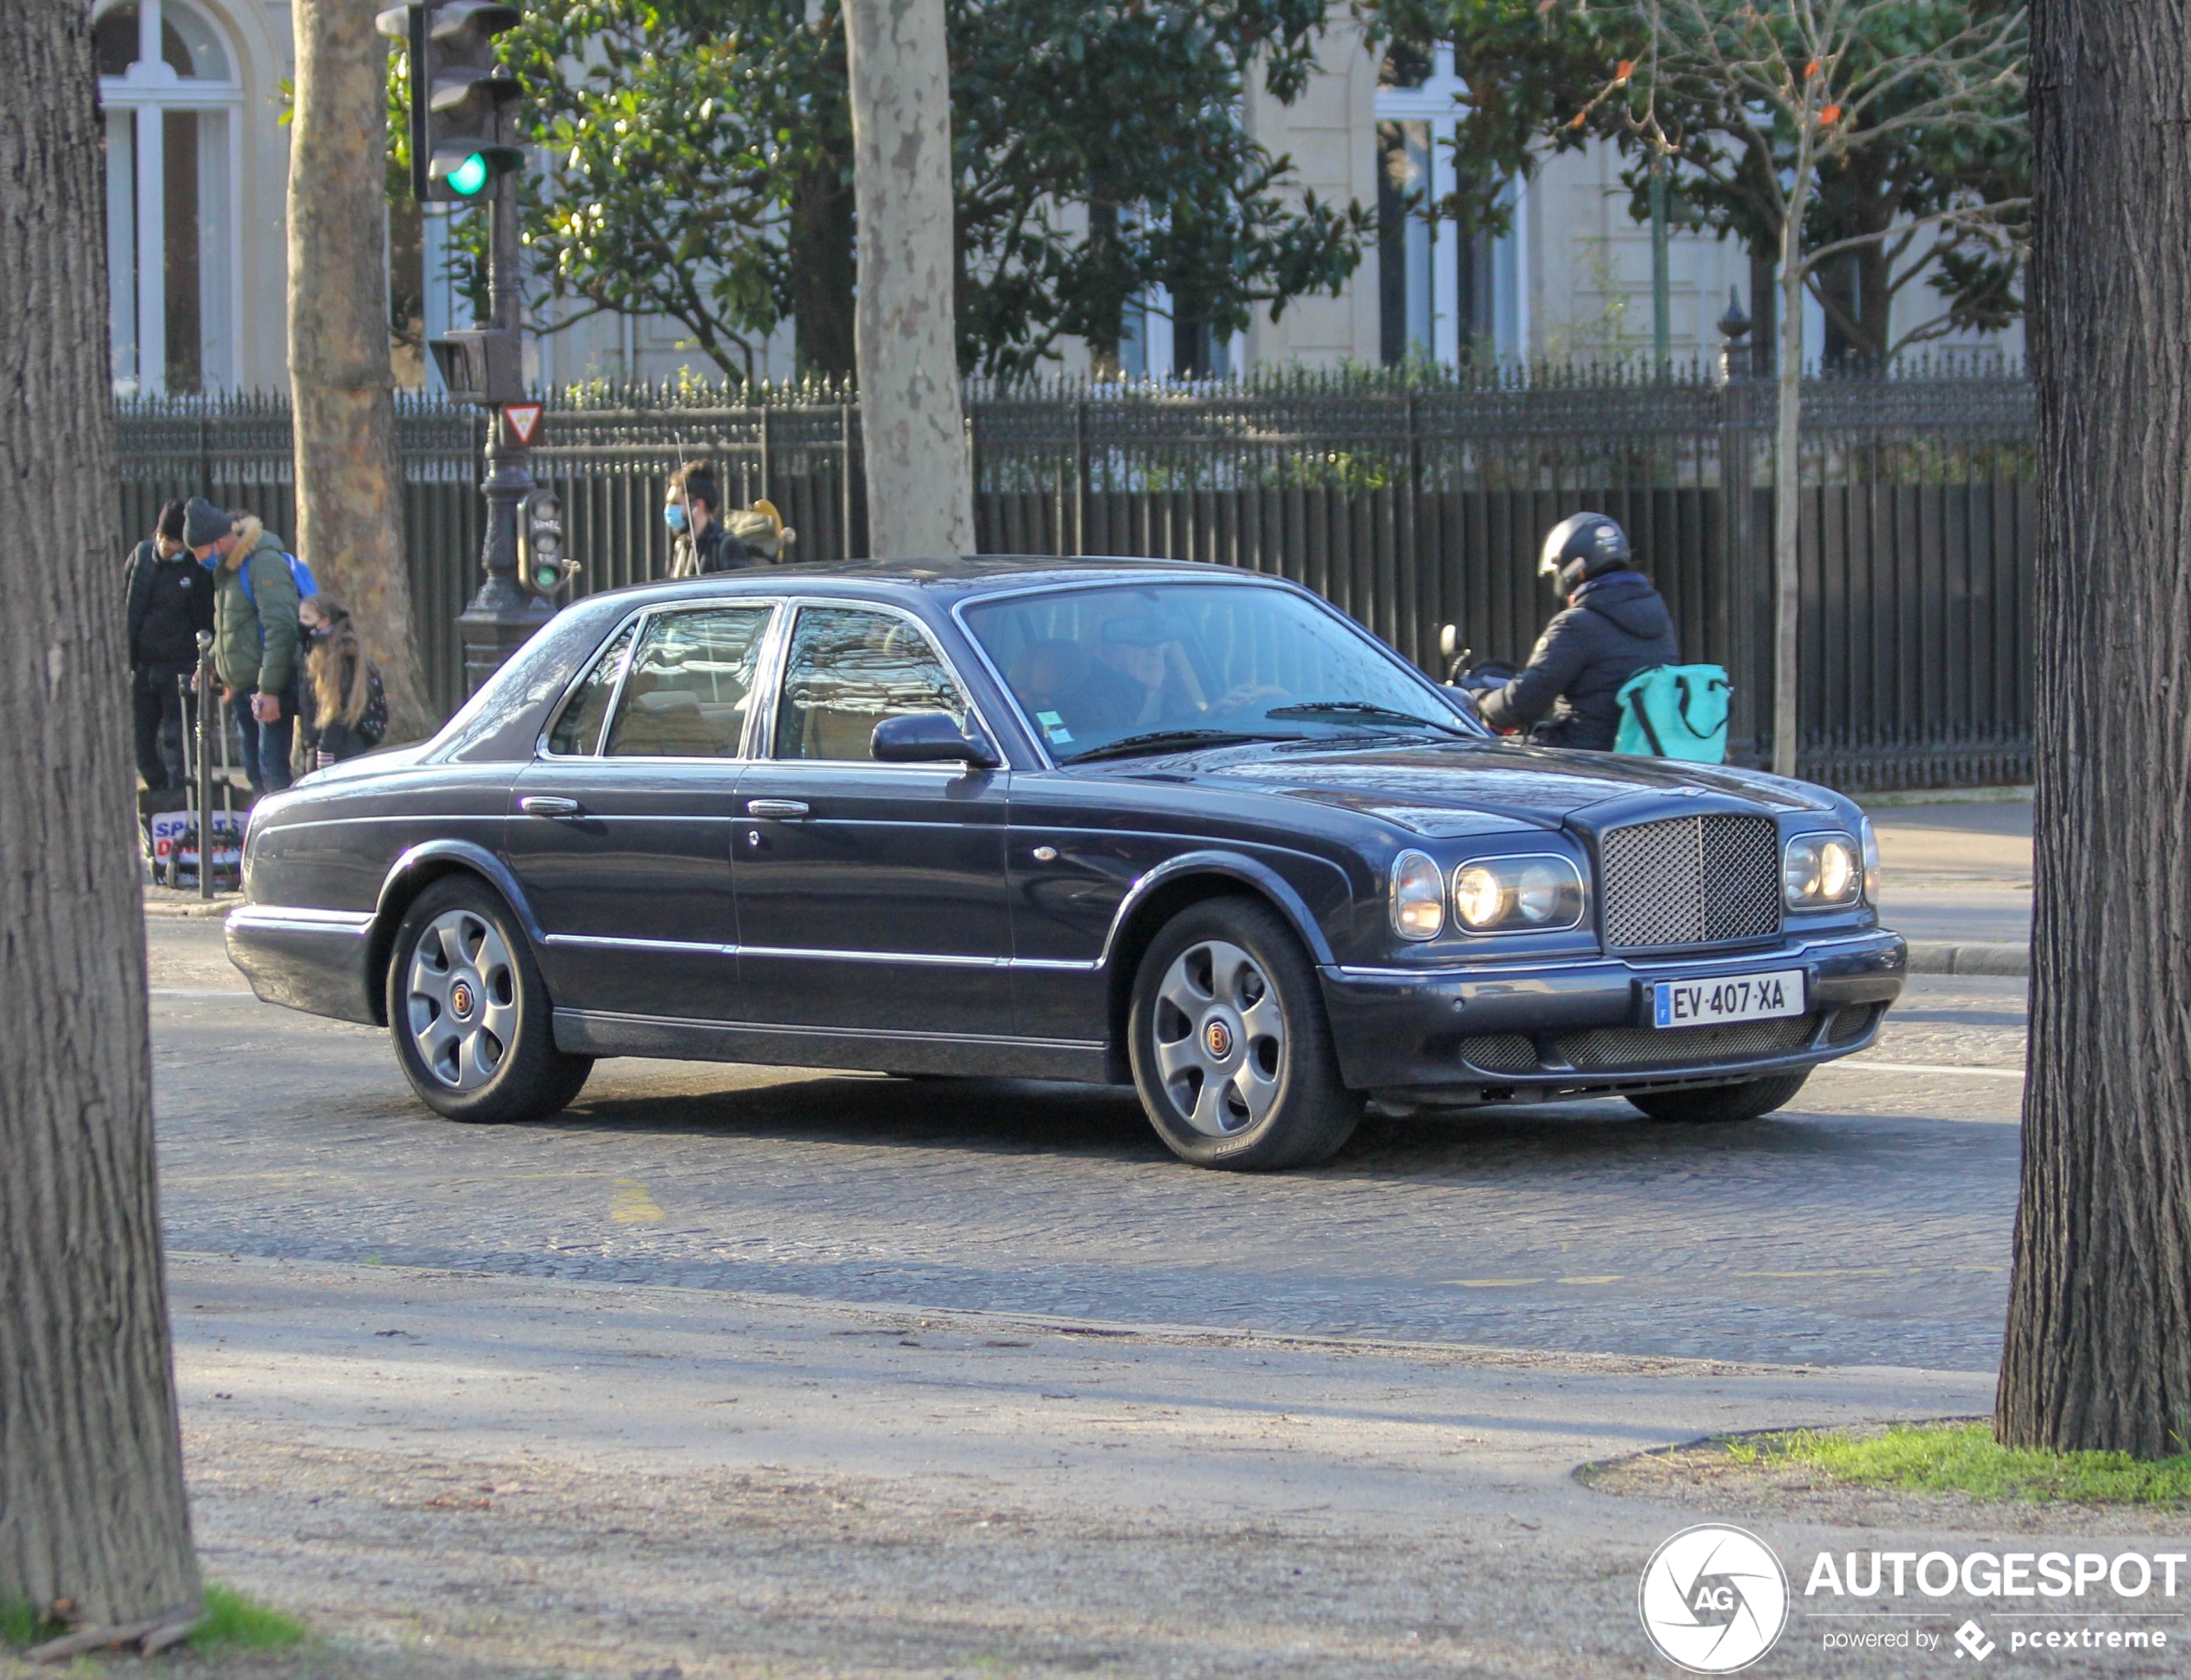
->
[1628,1069,1810,1125]
[1128,898,1359,1169]
[387,876,593,1124]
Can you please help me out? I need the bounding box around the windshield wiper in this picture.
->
[1061,728,1288,764]
[1262,700,1471,737]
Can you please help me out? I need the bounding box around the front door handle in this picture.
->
[745,799,810,819]
[519,795,582,818]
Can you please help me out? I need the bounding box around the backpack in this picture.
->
[236,550,318,606]
[1614,664,1731,762]
[355,663,388,749]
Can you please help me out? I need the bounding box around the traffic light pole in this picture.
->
[455,170,551,695]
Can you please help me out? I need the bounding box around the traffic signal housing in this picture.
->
[522,489,581,597]
[376,2,525,204]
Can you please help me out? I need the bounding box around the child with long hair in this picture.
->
[295,592,387,771]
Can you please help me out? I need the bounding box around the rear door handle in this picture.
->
[519,795,582,818]
[745,799,810,819]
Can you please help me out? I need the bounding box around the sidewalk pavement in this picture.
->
[1865,796,2031,975]
[152,1252,2044,1678]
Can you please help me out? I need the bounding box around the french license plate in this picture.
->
[1653,969,1805,1029]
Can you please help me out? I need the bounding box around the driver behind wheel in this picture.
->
[1472,512,1677,750]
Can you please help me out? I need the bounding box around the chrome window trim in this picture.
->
[947,572,1481,773]
[760,596,1011,771]
[536,599,784,763]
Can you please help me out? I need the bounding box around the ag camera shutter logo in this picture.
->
[1640,1524,1790,1672]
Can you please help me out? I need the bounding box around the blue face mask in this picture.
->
[663,502,688,534]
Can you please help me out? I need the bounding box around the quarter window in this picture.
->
[773,607,970,762]
[604,606,774,758]
[546,624,634,756]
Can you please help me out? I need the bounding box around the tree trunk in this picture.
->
[0,0,201,1627]
[1996,0,2191,1457]
[1772,204,1805,779]
[844,0,974,559]
[288,0,432,738]
[793,156,857,381]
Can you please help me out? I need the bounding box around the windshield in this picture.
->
[962,580,1483,762]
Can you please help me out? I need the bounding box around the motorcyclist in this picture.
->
[1471,513,1676,750]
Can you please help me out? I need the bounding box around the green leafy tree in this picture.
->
[1365,0,2027,364]
[403,0,1371,380]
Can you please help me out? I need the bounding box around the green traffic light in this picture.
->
[447,151,490,196]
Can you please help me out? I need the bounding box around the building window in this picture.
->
[96,0,239,397]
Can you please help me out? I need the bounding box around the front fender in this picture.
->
[1099,848,1346,969]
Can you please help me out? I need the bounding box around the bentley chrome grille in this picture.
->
[1599,814,1782,949]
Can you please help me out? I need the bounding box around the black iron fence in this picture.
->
[116,369,2035,791]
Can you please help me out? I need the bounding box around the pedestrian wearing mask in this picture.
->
[186,498,303,793]
[664,460,752,576]
[123,498,214,789]
[295,592,387,772]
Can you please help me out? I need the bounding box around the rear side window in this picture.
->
[773,606,969,762]
[546,624,634,755]
[604,605,775,758]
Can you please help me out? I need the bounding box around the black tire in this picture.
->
[1127,897,1359,1169]
[1628,1069,1811,1125]
[386,875,593,1124]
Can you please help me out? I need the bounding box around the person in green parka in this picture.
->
[184,498,302,793]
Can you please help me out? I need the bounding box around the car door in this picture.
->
[732,601,1013,1037]
[505,601,777,1021]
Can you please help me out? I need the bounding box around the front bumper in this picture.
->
[1318,930,1905,1097]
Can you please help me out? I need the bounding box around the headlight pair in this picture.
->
[1391,851,1586,940]
[1784,830,1867,909]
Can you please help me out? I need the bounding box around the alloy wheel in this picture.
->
[406,906,519,1090]
[1151,937,1285,1136]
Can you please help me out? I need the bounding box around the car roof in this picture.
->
[577,554,1277,614]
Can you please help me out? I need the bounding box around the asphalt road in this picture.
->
[149,916,2025,1373]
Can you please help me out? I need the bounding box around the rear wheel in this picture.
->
[387,876,593,1124]
[1628,1069,1810,1125]
[1128,898,1359,1169]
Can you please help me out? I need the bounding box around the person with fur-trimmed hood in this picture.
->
[185,498,302,793]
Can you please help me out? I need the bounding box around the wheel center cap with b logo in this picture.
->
[1203,1019,1234,1060]
[450,980,475,1020]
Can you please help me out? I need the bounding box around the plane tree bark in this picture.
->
[1995,0,2191,1456]
[844,0,975,559]
[290,0,431,737]
[0,0,202,1635]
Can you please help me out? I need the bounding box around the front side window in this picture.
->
[774,606,970,762]
[602,605,774,758]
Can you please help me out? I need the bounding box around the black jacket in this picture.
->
[124,538,216,671]
[1478,570,1678,751]
[684,518,752,574]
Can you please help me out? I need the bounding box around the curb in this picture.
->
[143,896,242,919]
[1906,939,2027,977]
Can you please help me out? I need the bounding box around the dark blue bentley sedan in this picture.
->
[226,557,1905,1169]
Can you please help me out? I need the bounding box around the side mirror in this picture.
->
[871,711,1001,769]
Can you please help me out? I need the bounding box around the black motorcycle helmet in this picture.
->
[1538,512,1632,595]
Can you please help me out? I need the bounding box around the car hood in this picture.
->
[1073,737,1836,835]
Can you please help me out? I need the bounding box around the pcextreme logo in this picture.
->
[1640,1524,1792,1673]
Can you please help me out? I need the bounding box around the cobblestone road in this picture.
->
[150,918,2025,1372]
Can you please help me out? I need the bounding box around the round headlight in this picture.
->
[1390,849,1446,940]
[1513,862,1562,924]
[1784,832,1862,907]
[1817,837,1858,902]
[1453,863,1507,931]
[1860,817,1882,905]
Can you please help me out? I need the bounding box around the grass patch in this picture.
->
[1729,1422,2191,1506]
[2,1595,58,1648]
[188,1583,306,1652]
